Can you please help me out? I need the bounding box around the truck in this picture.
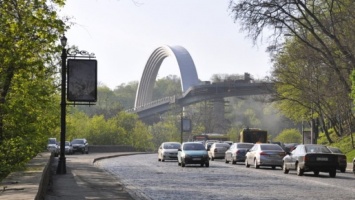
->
[240,128,267,143]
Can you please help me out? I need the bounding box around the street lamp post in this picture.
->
[56,35,67,174]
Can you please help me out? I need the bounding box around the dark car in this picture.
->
[225,142,254,164]
[71,138,89,154]
[326,146,347,173]
[178,142,209,167]
[283,144,338,177]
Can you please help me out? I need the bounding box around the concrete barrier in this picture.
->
[89,145,136,152]
[0,152,53,200]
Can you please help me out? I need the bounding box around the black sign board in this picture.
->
[67,59,97,102]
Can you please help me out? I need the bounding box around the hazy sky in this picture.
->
[59,0,272,89]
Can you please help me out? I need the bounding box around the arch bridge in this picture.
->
[130,45,274,123]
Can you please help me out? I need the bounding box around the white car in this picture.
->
[158,142,181,162]
[47,138,59,157]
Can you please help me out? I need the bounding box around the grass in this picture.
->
[318,131,355,162]
[347,149,355,163]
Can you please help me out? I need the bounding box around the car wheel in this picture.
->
[254,159,260,169]
[283,163,289,174]
[245,159,250,168]
[205,162,209,167]
[313,170,319,176]
[225,158,229,164]
[181,161,185,167]
[272,166,276,170]
[296,163,304,176]
[329,169,336,178]
[200,163,204,167]
[232,159,237,165]
[340,168,346,173]
[162,159,165,162]
[211,157,214,161]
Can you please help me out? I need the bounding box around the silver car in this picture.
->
[245,143,286,169]
[47,138,59,157]
[225,142,254,164]
[158,142,181,162]
[208,142,230,161]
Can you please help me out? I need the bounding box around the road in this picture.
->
[96,153,355,200]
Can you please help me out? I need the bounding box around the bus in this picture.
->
[192,133,230,143]
[240,128,267,143]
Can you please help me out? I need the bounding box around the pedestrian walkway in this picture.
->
[45,152,144,200]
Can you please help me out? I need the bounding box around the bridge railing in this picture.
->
[126,95,182,113]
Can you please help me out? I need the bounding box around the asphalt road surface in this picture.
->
[96,154,355,200]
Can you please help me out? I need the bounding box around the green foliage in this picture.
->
[226,127,241,142]
[150,120,180,150]
[66,110,155,151]
[273,129,302,143]
[347,149,355,163]
[319,130,354,151]
[0,0,66,179]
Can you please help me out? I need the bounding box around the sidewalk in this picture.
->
[45,152,145,200]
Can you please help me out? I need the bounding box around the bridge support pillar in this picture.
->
[212,98,226,133]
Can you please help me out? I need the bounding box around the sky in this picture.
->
[59,0,272,90]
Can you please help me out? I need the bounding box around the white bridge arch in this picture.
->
[134,45,200,108]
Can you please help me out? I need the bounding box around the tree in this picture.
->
[229,0,355,140]
[274,128,302,143]
[0,0,67,178]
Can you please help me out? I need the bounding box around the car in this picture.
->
[65,141,73,155]
[225,142,254,164]
[284,143,298,153]
[204,141,217,150]
[177,142,209,167]
[208,142,230,161]
[223,141,233,146]
[326,146,347,173]
[283,144,338,177]
[158,142,181,162]
[71,138,89,154]
[245,143,286,169]
[269,141,286,150]
[59,141,73,155]
[47,138,59,157]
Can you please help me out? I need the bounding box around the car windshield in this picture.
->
[215,143,230,148]
[71,140,84,144]
[48,139,56,144]
[260,144,283,151]
[237,143,254,149]
[164,143,180,149]
[183,143,205,150]
[305,145,331,153]
[328,147,342,153]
